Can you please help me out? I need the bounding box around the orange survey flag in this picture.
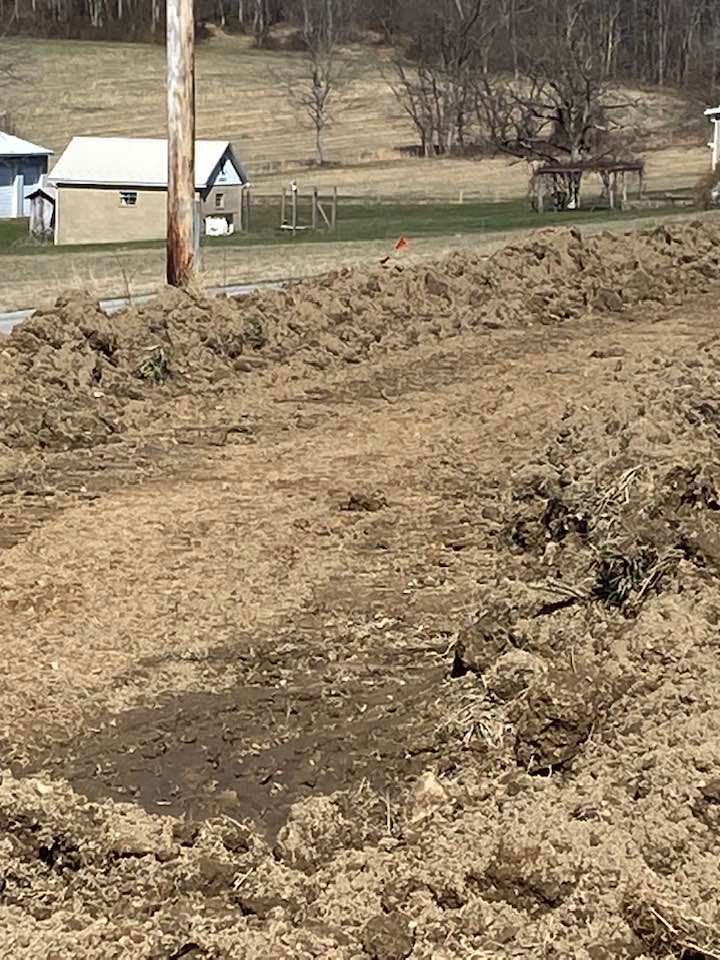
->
[395,236,410,252]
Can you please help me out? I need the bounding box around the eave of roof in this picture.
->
[51,180,173,188]
[26,185,57,199]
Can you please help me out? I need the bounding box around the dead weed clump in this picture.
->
[435,677,508,750]
[136,345,173,384]
[591,544,680,614]
[497,460,696,617]
[624,895,720,960]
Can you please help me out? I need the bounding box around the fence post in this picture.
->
[281,187,286,227]
[292,187,298,237]
[331,186,337,231]
[193,197,202,272]
[312,187,318,231]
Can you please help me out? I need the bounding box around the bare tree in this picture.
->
[497,0,535,79]
[478,8,631,206]
[284,0,356,45]
[249,0,284,46]
[597,0,622,75]
[0,43,23,136]
[251,0,271,46]
[284,0,353,164]
[287,46,349,163]
[386,59,436,157]
[387,0,497,156]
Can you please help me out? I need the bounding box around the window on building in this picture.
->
[215,193,225,210]
[22,160,44,183]
[120,191,138,207]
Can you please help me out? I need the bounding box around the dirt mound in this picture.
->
[3,220,720,453]
[0,289,256,452]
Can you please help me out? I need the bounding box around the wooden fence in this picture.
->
[280,187,338,236]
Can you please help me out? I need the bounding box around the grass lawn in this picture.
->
[0,220,30,249]
[0,197,680,261]
[2,205,718,313]
[206,196,651,250]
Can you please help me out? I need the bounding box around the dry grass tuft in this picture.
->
[625,896,720,959]
[437,681,508,748]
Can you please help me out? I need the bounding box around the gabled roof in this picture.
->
[49,137,245,188]
[27,175,56,202]
[0,131,53,157]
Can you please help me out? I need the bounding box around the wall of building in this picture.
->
[55,185,167,245]
[0,155,49,218]
[201,185,242,219]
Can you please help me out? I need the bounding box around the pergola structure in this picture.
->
[530,159,645,213]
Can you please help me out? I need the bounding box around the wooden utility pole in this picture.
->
[166,0,196,287]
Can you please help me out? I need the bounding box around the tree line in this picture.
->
[1,0,719,96]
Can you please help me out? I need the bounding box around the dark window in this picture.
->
[120,191,138,207]
[22,159,44,183]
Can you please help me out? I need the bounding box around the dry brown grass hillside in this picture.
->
[4,32,710,199]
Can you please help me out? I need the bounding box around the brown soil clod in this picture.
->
[1,220,720,456]
[514,668,609,773]
[340,491,387,512]
[693,778,720,831]
[451,602,522,677]
[361,913,414,960]
[482,841,580,915]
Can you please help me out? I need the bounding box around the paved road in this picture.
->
[0,280,283,335]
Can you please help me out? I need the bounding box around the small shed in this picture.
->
[49,136,248,245]
[27,177,56,240]
[0,131,53,218]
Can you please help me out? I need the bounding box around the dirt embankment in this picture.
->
[2,222,720,958]
[2,220,720,455]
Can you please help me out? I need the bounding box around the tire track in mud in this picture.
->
[0,302,653,557]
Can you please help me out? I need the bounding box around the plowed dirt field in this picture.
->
[2,222,720,959]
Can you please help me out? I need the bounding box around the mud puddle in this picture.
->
[35,658,444,837]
